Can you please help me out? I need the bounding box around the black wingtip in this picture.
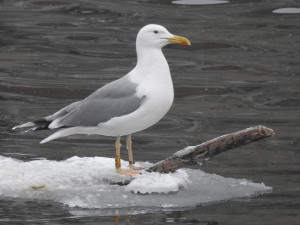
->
[32,118,52,131]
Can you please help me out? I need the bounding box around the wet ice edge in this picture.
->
[0,156,272,210]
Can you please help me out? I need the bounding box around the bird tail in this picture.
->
[13,119,76,144]
[40,127,77,144]
[12,119,51,132]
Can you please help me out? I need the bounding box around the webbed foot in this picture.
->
[117,168,140,176]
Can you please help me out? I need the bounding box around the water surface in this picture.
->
[0,0,299,224]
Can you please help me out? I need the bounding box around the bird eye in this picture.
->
[153,31,158,34]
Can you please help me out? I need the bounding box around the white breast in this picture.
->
[97,53,174,137]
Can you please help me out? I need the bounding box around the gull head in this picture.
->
[136,24,191,49]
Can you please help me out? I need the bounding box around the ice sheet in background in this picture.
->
[0,156,272,211]
[172,0,229,5]
[272,8,300,14]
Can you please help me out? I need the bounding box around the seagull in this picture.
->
[13,24,191,176]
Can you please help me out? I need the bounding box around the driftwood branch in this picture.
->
[149,125,275,173]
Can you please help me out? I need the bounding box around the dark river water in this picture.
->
[1,0,300,224]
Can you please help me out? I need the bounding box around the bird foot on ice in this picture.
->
[129,165,144,170]
[117,168,140,176]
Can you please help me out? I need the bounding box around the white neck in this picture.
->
[135,46,168,72]
[128,42,172,91]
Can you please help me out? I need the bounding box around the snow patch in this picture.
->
[173,146,196,157]
[127,170,190,194]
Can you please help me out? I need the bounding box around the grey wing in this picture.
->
[45,101,81,122]
[49,75,144,128]
[86,74,138,100]
[50,95,142,128]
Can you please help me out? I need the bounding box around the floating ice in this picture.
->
[0,155,272,211]
[272,8,300,14]
[172,0,229,5]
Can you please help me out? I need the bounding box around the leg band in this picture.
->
[115,156,121,169]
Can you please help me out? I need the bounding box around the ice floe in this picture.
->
[0,155,272,210]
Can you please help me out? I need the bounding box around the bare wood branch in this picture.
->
[149,125,275,173]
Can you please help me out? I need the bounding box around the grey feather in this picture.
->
[86,75,138,100]
[48,75,144,128]
[45,101,81,122]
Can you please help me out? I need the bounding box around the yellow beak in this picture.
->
[168,34,191,46]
